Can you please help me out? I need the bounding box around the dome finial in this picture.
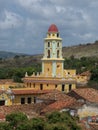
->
[48,24,58,32]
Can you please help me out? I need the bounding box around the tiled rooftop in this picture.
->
[68,88,98,103]
[38,89,75,101]
[38,90,76,113]
[41,99,76,113]
[0,113,5,121]
[0,90,3,94]
[0,79,13,84]
[0,103,46,120]
[12,89,52,95]
[80,71,91,76]
[89,123,98,130]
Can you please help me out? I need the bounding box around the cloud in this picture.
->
[0,0,98,54]
[0,10,23,29]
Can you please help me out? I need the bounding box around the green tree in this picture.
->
[16,122,31,130]
[46,111,81,130]
[0,122,12,130]
[46,111,61,123]
[6,112,28,128]
[90,68,98,82]
[30,118,45,130]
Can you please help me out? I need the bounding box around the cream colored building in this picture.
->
[0,24,88,106]
[23,24,87,92]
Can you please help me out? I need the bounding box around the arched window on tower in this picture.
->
[48,42,50,47]
[57,42,59,47]
[57,50,60,58]
[57,33,59,37]
[47,50,50,58]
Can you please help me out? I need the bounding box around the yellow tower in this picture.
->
[42,24,64,77]
[23,24,77,92]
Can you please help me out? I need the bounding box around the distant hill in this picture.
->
[62,40,98,58]
[0,51,28,59]
[0,41,98,68]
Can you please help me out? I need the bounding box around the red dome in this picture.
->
[48,24,58,32]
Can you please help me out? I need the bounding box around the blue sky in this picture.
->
[0,0,98,54]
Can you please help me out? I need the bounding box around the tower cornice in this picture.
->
[44,38,62,41]
[41,58,64,61]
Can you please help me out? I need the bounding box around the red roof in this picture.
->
[0,113,5,120]
[48,24,58,32]
[68,88,98,103]
[41,99,76,113]
[12,89,52,95]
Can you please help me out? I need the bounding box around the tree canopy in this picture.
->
[0,111,81,130]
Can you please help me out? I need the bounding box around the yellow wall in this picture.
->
[78,105,98,119]
[13,95,35,105]
[0,93,13,106]
[56,62,63,77]
[24,82,76,93]
[64,69,76,77]
[0,83,24,90]
[43,62,52,77]
[76,75,88,83]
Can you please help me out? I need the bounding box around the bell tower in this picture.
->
[42,24,64,77]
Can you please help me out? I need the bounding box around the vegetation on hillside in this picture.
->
[0,64,41,82]
[0,111,81,130]
[64,56,98,73]
[64,56,98,89]
[0,43,98,89]
[0,55,98,88]
[63,40,98,58]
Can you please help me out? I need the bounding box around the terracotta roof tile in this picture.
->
[38,89,75,101]
[38,90,76,113]
[0,79,13,84]
[0,90,3,94]
[12,89,52,95]
[0,113,5,120]
[41,99,76,113]
[68,88,98,103]
[89,123,98,130]
[80,71,91,76]
[0,104,46,119]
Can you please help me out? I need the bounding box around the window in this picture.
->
[57,33,59,37]
[57,42,59,47]
[0,100,5,106]
[48,42,50,47]
[40,84,43,90]
[52,34,55,36]
[30,83,31,88]
[48,33,50,37]
[55,84,57,88]
[47,68,49,71]
[47,50,50,58]
[34,97,36,104]
[33,83,35,88]
[57,50,59,58]
[57,65,60,68]
[27,97,32,104]
[62,84,65,91]
[21,97,25,104]
[69,84,72,91]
